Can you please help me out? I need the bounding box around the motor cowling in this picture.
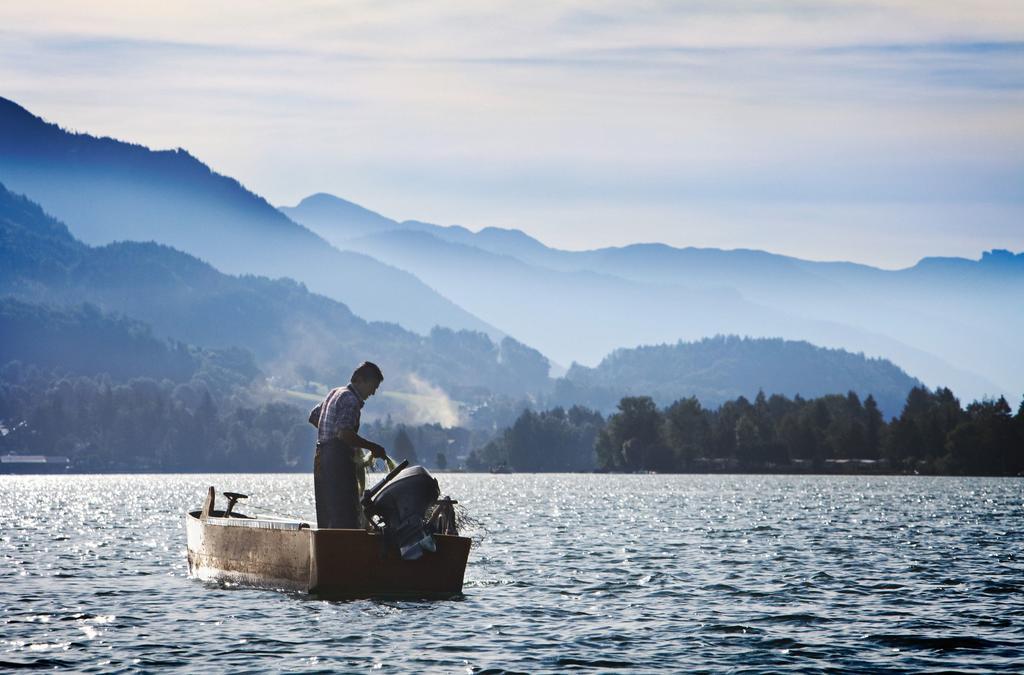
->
[364,465,440,560]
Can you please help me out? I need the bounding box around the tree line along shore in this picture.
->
[1,360,1020,476]
[472,388,1023,476]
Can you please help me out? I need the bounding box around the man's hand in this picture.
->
[367,442,388,459]
[340,429,387,459]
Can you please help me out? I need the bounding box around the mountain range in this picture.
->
[282,193,1020,401]
[0,180,922,418]
[1,96,1007,420]
[0,183,550,423]
[0,97,496,340]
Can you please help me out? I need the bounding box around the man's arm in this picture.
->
[339,429,387,459]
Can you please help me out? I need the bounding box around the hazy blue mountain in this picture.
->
[0,184,550,405]
[2,184,948,424]
[279,193,545,263]
[279,193,402,239]
[555,336,921,418]
[338,228,806,362]
[283,192,1016,401]
[292,219,997,401]
[463,239,1023,400]
[0,97,496,338]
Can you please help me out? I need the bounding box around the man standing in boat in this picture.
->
[309,362,388,529]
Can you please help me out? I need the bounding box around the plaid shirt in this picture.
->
[313,384,364,444]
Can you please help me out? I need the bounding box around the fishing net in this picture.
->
[454,502,485,548]
[423,497,485,548]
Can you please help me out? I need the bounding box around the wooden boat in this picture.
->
[185,487,471,599]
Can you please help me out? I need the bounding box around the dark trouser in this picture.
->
[314,439,359,529]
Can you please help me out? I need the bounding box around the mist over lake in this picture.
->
[2,473,1021,672]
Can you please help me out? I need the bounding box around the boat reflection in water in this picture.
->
[185,463,471,599]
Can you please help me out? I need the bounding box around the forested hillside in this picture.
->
[0,183,551,401]
[0,299,307,471]
[0,298,483,472]
[0,298,258,390]
[0,361,313,471]
[554,336,921,418]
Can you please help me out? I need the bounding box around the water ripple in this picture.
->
[1,473,1022,671]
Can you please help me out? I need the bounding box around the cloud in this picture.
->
[1,1,1022,265]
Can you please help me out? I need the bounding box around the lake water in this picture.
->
[1,474,1022,672]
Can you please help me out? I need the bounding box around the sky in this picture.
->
[1,1,1022,268]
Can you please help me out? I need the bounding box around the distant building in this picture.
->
[0,454,71,474]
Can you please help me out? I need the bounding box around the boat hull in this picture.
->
[309,529,471,598]
[185,512,311,592]
[185,511,470,599]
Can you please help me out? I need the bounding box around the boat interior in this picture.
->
[193,487,311,530]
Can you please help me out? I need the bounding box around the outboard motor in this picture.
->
[362,465,440,560]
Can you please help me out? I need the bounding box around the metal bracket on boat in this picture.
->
[223,491,248,517]
[428,496,459,535]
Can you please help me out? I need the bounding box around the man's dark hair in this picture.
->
[352,361,384,383]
